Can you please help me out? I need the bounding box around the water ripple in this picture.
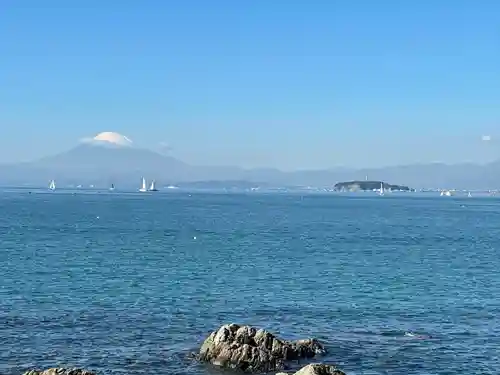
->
[1,192,500,374]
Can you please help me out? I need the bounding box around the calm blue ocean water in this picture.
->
[1,191,500,375]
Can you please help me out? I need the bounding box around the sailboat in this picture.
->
[440,190,452,197]
[109,183,115,191]
[378,182,384,196]
[149,180,158,192]
[49,179,56,191]
[139,177,147,192]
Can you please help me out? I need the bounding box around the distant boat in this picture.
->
[139,177,147,192]
[440,190,452,197]
[109,183,115,191]
[378,182,384,196]
[49,179,56,191]
[468,191,472,197]
[149,180,158,192]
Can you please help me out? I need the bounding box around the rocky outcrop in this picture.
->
[23,369,96,375]
[198,323,326,372]
[277,363,347,375]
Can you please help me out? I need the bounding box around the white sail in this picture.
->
[139,177,147,192]
[379,182,384,196]
[149,180,159,191]
[49,180,56,190]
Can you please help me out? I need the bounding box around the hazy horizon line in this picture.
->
[0,140,498,173]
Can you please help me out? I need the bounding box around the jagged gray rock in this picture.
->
[23,368,96,375]
[276,363,346,375]
[294,363,346,375]
[198,323,327,372]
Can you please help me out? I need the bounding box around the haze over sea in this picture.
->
[1,190,499,375]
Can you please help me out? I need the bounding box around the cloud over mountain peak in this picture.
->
[80,131,133,147]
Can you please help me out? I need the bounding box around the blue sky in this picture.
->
[0,0,499,169]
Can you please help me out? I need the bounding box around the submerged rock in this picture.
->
[198,323,326,372]
[294,363,346,375]
[23,369,96,375]
[277,363,346,375]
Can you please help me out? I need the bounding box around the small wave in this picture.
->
[348,329,433,340]
[404,331,429,339]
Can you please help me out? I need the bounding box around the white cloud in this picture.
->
[79,132,133,147]
[93,132,133,146]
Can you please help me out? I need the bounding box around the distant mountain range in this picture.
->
[0,139,499,189]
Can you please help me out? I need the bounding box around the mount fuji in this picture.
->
[17,132,195,186]
[0,132,283,187]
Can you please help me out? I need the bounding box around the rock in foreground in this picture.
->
[198,324,326,372]
[279,363,346,375]
[23,369,96,375]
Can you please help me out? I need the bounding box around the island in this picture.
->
[333,180,413,192]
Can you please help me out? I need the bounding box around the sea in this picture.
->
[1,190,499,375]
